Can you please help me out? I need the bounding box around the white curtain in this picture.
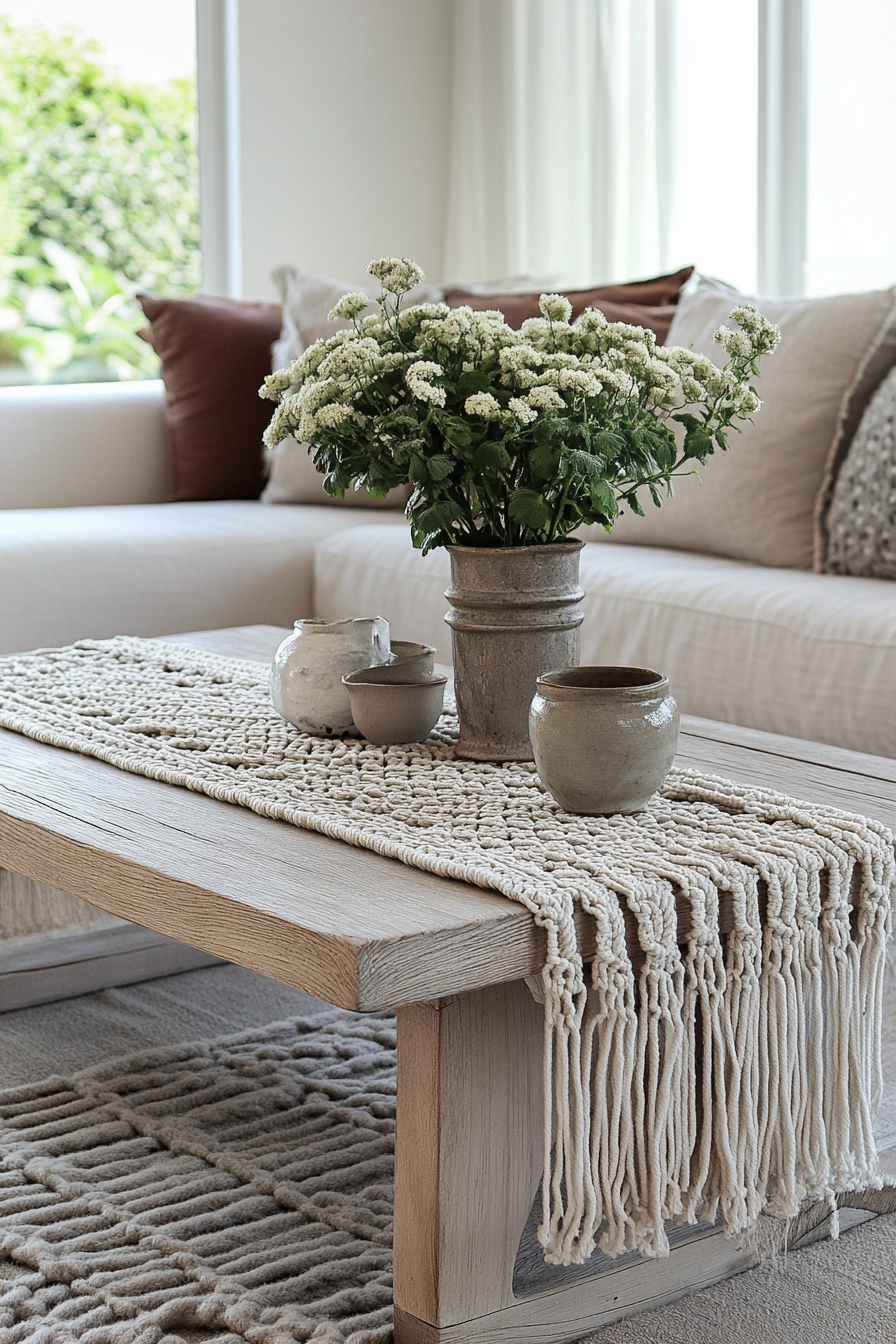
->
[443,0,677,288]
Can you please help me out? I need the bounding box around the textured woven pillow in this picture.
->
[825,366,896,578]
[581,276,896,570]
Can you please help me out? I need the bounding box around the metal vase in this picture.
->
[445,541,585,760]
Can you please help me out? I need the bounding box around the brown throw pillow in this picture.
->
[444,266,694,342]
[139,293,282,502]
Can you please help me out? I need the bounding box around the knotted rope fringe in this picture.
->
[0,638,892,1267]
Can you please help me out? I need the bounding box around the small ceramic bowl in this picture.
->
[343,668,447,745]
[376,641,437,683]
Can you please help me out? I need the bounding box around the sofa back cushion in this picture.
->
[581,277,896,570]
[263,266,435,509]
[444,265,694,342]
[139,293,282,502]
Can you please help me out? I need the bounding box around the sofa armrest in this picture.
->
[0,380,170,509]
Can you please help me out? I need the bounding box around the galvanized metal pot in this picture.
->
[444,541,585,760]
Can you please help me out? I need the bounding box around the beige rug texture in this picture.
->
[0,1001,397,1343]
[1,962,895,1343]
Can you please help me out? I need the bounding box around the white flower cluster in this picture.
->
[464,391,502,419]
[714,306,780,360]
[406,360,445,406]
[539,293,573,323]
[328,291,370,322]
[367,256,425,296]
[260,255,779,459]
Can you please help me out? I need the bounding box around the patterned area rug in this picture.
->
[1,996,895,1344]
[0,1011,396,1344]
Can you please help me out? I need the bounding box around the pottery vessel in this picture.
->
[374,641,436,682]
[343,668,447,745]
[270,617,391,735]
[529,666,679,815]
[445,542,584,761]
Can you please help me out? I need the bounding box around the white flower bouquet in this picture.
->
[260,257,780,552]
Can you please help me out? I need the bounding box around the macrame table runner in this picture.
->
[0,637,892,1269]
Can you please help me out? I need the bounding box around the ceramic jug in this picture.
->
[270,617,391,735]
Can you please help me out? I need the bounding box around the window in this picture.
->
[0,0,198,385]
[805,0,896,295]
[670,0,896,297]
[668,0,759,293]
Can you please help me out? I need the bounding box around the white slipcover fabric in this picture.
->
[313,524,896,758]
[0,381,170,510]
[0,502,403,655]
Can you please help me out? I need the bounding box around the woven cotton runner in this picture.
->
[0,637,893,1267]
[0,1010,396,1344]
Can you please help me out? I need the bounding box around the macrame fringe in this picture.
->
[536,781,894,1265]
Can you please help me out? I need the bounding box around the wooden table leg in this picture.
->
[394,979,544,1336]
[392,978,761,1344]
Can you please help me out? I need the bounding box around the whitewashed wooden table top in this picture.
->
[2,623,895,1011]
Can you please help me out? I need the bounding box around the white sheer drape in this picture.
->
[444,0,677,288]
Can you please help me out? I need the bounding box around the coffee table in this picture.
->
[1,623,894,1343]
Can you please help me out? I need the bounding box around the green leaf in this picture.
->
[533,416,560,444]
[443,417,473,447]
[683,428,714,462]
[508,489,551,530]
[457,370,493,397]
[473,441,512,473]
[566,448,602,483]
[715,429,729,451]
[626,492,645,517]
[591,429,625,460]
[419,500,465,534]
[648,483,663,508]
[643,428,675,472]
[566,421,591,450]
[426,453,454,481]
[529,442,560,479]
[589,480,617,518]
[322,472,345,498]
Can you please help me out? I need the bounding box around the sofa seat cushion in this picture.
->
[313,525,896,758]
[0,501,404,655]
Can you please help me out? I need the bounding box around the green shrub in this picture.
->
[0,16,199,382]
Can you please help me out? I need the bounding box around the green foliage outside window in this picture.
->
[0,17,199,383]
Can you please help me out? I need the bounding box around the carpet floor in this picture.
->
[0,962,894,1343]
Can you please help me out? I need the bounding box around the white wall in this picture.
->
[235,0,452,299]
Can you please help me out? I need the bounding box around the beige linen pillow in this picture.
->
[263,265,442,508]
[262,437,409,509]
[583,277,896,569]
[271,264,444,368]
